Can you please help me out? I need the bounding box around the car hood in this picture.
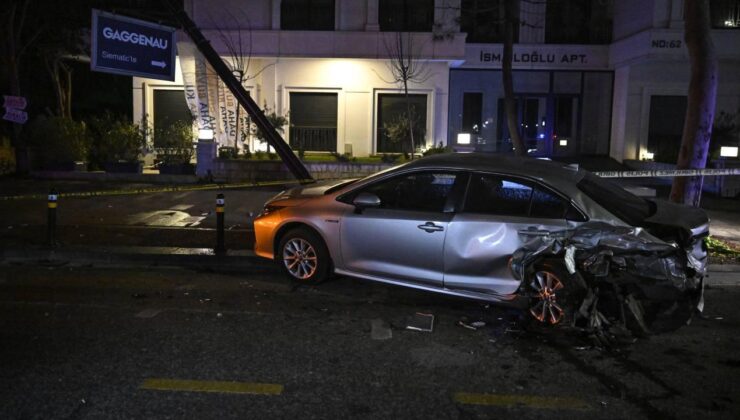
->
[265,179,357,207]
[644,199,710,237]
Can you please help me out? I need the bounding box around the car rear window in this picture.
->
[577,173,652,225]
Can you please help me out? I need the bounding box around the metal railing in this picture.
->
[289,126,337,152]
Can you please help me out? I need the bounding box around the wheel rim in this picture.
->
[282,238,318,280]
[530,270,565,325]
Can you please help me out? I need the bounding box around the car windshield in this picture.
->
[577,172,653,225]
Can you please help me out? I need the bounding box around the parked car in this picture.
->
[253,153,708,333]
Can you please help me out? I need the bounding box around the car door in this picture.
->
[340,171,464,287]
[443,173,580,296]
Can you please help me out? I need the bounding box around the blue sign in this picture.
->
[91,9,176,81]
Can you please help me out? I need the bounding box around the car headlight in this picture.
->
[257,204,285,218]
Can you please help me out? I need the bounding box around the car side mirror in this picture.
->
[353,192,380,213]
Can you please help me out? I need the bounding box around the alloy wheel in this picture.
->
[283,238,318,280]
[530,270,565,325]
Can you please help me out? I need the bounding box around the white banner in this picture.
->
[178,41,218,137]
[177,42,203,131]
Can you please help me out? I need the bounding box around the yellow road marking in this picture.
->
[140,378,283,395]
[453,392,590,410]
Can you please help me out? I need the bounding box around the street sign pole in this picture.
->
[162,1,313,182]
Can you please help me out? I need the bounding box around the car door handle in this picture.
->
[418,222,444,233]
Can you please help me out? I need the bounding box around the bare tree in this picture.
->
[209,11,274,152]
[378,32,433,159]
[669,0,718,207]
[41,28,88,119]
[1,0,42,173]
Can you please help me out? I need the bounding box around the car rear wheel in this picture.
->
[278,227,330,284]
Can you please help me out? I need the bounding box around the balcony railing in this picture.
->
[289,126,337,152]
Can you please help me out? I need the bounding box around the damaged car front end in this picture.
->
[511,218,708,343]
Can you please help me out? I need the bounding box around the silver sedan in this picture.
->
[253,153,708,328]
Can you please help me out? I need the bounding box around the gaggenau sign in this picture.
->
[91,9,176,81]
[101,27,169,50]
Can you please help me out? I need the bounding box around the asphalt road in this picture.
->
[1,265,738,419]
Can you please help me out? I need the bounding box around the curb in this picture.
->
[0,246,279,274]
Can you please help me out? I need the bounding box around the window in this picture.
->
[379,0,434,31]
[460,0,514,43]
[711,0,740,28]
[648,96,686,163]
[377,93,427,153]
[545,0,612,44]
[462,92,483,135]
[464,174,574,219]
[281,0,335,31]
[362,172,458,213]
[289,92,338,152]
[153,90,193,147]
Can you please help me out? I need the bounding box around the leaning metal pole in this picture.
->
[163,1,313,182]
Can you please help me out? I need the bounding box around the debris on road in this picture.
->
[370,318,392,340]
[135,309,162,319]
[406,312,434,332]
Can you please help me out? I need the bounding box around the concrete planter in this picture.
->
[159,163,195,175]
[104,161,143,174]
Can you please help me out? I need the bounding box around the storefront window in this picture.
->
[153,90,192,148]
[377,94,427,153]
[711,0,740,28]
[450,69,613,157]
[648,96,687,163]
[379,0,434,32]
[281,0,335,31]
[289,92,338,152]
[545,0,612,44]
[460,0,516,43]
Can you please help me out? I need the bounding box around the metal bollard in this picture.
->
[215,193,225,256]
[47,188,58,248]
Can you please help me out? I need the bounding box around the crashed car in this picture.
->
[253,153,708,336]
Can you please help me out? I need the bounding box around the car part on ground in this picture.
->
[511,222,706,345]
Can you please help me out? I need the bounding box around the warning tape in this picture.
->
[594,168,740,178]
[0,179,313,201]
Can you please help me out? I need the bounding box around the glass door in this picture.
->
[551,95,579,157]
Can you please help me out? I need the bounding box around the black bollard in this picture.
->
[215,193,225,256]
[47,188,58,248]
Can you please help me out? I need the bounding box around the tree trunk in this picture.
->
[403,78,415,159]
[503,0,525,157]
[669,0,718,207]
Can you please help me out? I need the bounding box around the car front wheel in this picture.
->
[278,228,330,284]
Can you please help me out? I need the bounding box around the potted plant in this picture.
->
[27,115,89,171]
[89,113,147,173]
[155,120,196,174]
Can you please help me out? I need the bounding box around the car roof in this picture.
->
[403,153,585,186]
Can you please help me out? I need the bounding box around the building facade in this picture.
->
[134,0,465,158]
[133,0,740,162]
